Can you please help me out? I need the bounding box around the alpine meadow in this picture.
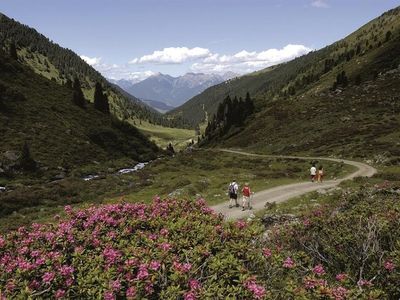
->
[1,2,400,299]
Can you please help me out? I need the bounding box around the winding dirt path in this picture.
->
[211,149,377,220]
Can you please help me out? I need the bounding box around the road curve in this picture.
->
[211,149,377,220]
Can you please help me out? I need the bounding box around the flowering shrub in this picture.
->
[0,198,266,299]
[1,182,400,299]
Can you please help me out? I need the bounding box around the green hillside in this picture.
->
[169,6,400,137]
[0,48,161,218]
[0,13,169,125]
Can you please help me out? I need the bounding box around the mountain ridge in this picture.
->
[113,72,238,110]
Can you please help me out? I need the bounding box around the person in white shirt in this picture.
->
[310,165,317,182]
[228,180,239,208]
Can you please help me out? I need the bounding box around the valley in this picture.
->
[1,3,400,299]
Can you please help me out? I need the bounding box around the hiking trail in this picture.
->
[211,149,377,220]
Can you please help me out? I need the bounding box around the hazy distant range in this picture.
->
[109,72,238,113]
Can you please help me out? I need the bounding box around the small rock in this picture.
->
[3,151,19,162]
[53,173,66,180]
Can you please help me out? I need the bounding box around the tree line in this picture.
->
[202,92,254,143]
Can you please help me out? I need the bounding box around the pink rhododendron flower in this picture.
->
[59,265,74,277]
[189,279,201,290]
[312,264,325,276]
[28,280,40,290]
[55,289,66,299]
[126,286,136,298]
[65,278,74,287]
[0,236,5,248]
[173,261,192,273]
[103,247,121,265]
[136,264,149,280]
[184,291,197,300]
[160,228,169,236]
[384,260,395,271]
[145,282,154,295]
[6,280,16,292]
[262,248,272,258]
[244,278,266,299]
[110,279,121,291]
[357,279,373,287]
[283,257,295,269]
[42,272,55,284]
[104,290,115,300]
[332,286,348,300]
[303,218,311,226]
[235,220,247,229]
[149,260,161,271]
[159,242,172,251]
[335,273,348,282]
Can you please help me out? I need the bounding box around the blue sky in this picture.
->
[1,0,399,80]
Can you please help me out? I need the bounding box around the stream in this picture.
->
[82,162,148,181]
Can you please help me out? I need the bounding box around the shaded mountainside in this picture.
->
[122,72,237,109]
[0,13,165,124]
[0,50,160,174]
[169,6,400,133]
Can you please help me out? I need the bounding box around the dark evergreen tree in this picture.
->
[19,142,36,171]
[9,41,18,60]
[94,82,110,114]
[65,78,73,89]
[166,143,175,154]
[72,77,86,108]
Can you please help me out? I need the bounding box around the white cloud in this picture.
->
[191,44,313,74]
[311,0,329,8]
[130,47,211,64]
[80,55,102,66]
[125,71,157,82]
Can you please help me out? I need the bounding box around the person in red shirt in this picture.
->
[241,182,252,211]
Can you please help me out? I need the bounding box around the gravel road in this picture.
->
[211,149,377,220]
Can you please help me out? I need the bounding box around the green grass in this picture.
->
[133,119,198,150]
[0,148,355,232]
[255,163,399,218]
[106,149,355,206]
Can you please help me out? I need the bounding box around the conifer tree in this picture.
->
[9,41,18,60]
[19,142,36,171]
[166,143,175,154]
[72,77,86,108]
[94,82,110,114]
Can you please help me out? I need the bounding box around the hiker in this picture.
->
[228,180,239,208]
[317,165,324,183]
[310,164,317,182]
[241,182,253,211]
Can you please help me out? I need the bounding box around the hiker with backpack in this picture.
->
[241,182,253,211]
[228,180,239,208]
[310,164,317,182]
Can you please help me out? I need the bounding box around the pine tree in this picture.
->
[72,78,86,108]
[166,143,175,154]
[9,41,18,60]
[94,82,110,114]
[19,142,36,171]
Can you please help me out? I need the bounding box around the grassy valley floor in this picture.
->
[0,149,355,232]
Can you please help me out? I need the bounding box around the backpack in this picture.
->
[229,183,236,194]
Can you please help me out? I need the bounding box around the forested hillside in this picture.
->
[0,13,176,127]
[185,7,400,161]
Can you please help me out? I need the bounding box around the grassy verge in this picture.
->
[256,164,398,218]
[132,119,197,150]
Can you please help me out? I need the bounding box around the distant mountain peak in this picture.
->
[113,72,239,109]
